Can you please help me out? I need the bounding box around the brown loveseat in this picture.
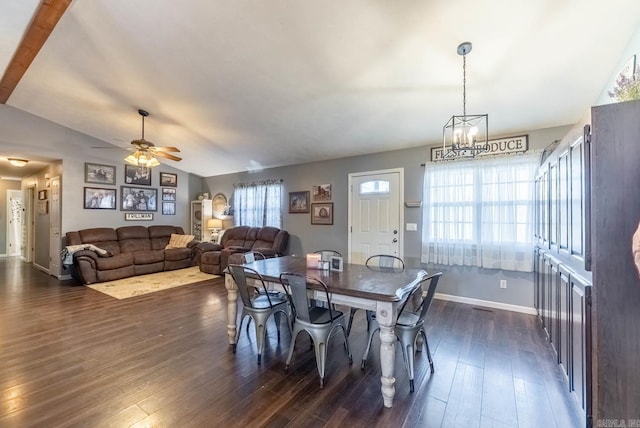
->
[66,225,200,285]
[199,226,289,275]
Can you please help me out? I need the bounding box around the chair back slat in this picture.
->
[280,273,334,322]
[415,272,443,321]
[396,270,428,316]
[229,264,275,308]
[282,273,311,322]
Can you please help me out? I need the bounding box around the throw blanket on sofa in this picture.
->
[61,244,110,267]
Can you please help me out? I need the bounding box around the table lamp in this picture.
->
[207,218,223,242]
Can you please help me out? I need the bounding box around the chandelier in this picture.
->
[442,42,489,159]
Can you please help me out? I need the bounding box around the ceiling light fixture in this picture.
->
[8,158,29,167]
[125,110,163,168]
[442,42,489,159]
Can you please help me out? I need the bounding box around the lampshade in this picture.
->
[207,218,222,230]
[8,158,28,167]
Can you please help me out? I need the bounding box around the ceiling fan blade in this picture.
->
[153,146,181,153]
[154,151,182,161]
[91,145,127,149]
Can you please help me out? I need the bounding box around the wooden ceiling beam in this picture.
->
[0,0,73,104]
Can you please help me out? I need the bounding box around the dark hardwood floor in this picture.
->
[0,258,584,427]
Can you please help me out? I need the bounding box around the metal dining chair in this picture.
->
[241,251,287,332]
[228,264,291,365]
[361,271,443,392]
[279,272,352,389]
[346,254,405,336]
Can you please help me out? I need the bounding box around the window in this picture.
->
[421,153,538,272]
[360,180,390,194]
[233,179,282,227]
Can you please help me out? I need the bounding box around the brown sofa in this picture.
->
[66,225,200,285]
[199,226,289,274]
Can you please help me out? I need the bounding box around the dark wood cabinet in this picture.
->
[534,100,640,426]
[590,100,640,424]
[534,117,592,426]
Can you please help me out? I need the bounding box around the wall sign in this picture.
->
[125,212,153,221]
[431,135,529,162]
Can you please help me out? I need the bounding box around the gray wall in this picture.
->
[203,125,571,309]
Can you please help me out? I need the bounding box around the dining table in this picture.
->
[223,255,427,408]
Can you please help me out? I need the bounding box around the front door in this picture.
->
[348,169,403,264]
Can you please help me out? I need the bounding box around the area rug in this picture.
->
[87,266,218,299]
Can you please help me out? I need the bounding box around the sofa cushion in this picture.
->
[117,226,151,253]
[133,250,165,265]
[221,226,251,248]
[252,227,282,250]
[165,247,192,261]
[95,253,135,270]
[76,228,121,255]
[166,233,195,249]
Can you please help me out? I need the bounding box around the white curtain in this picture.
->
[233,179,282,228]
[421,153,538,272]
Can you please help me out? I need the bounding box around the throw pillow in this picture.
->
[166,233,195,249]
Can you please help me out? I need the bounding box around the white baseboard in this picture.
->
[434,292,537,315]
[34,263,49,275]
[58,274,72,280]
[0,254,6,258]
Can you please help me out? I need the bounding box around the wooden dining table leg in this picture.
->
[225,273,238,346]
[377,301,396,408]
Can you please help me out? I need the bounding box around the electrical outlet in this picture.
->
[500,280,507,289]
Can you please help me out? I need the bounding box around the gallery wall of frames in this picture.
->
[82,163,178,221]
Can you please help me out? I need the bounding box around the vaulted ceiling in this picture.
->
[1,0,639,179]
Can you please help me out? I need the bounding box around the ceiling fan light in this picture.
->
[146,157,160,167]
[124,154,139,166]
[8,158,28,167]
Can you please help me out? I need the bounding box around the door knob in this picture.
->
[392,238,398,243]
[393,230,398,234]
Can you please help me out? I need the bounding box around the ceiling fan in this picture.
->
[124,109,182,167]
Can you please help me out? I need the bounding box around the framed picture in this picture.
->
[330,256,343,272]
[121,186,157,211]
[312,184,332,201]
[162,201,176,215]
[38,190,47,200]
[83,187,117,210]
[37,200,48,215]
[125,213,153,221]
[311,202,333,225]
[162,187,176,201]
[85,162,116,185]
[289,191,310,213]
[160,172,178,187]
[124,165,152,186]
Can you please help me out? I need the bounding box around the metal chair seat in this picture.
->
[307,307,345,325]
